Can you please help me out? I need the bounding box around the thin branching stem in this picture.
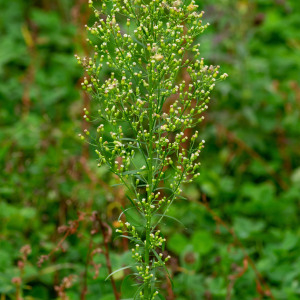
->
[77,0,227,298]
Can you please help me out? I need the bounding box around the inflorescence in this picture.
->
[76,0,227,298]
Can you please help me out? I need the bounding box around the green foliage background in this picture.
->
[0,0,299,299]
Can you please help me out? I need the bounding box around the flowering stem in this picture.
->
[145,85,154,298]
[144,219,151,298]
[77,0,227,297]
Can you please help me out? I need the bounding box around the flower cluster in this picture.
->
[77,0,227,298]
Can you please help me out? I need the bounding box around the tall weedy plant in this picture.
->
[76,0,227,298]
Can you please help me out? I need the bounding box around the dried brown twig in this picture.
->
[93,212,120,300]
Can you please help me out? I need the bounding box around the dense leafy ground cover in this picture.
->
[0,0,299,299]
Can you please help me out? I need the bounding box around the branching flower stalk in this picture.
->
[76,0,227,298]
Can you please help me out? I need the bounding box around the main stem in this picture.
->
[144,140,153,298]
[144,84,154,299]
[144,215,151,298]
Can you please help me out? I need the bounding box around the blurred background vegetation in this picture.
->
[0,0,300,299]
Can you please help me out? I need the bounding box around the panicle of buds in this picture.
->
[77,0,227,296]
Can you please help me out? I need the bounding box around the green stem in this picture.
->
[144,132,153,299]
[144,61,154,298]
[144,176,152,298]
[144,216,151,299]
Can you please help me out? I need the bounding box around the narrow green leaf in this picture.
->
[105,266,132,281]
